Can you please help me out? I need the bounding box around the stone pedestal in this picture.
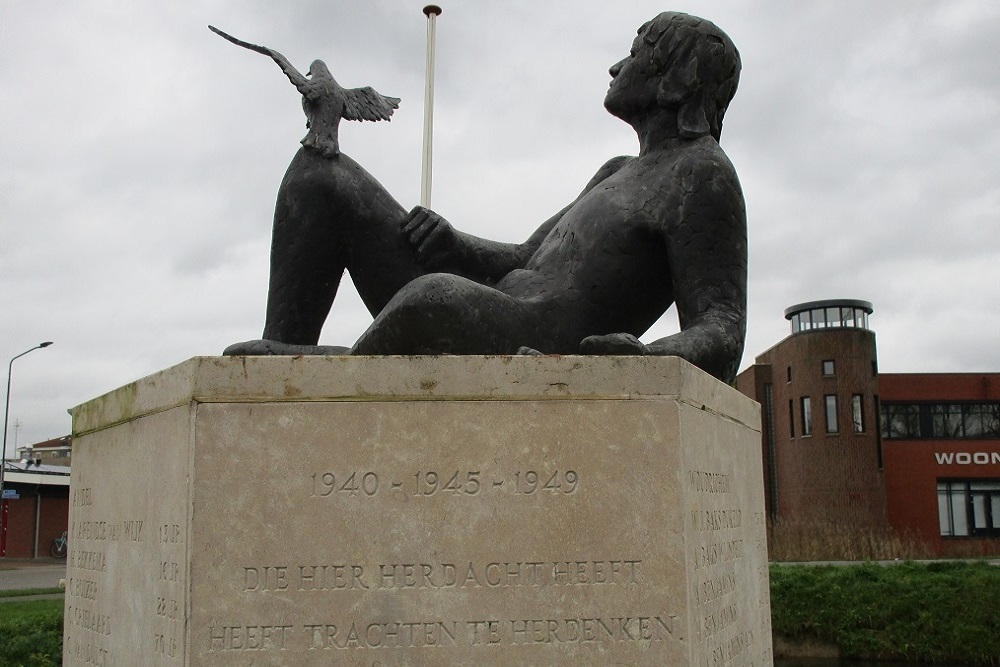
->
[64,356,771,666]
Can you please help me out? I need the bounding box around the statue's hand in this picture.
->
[579,333,647,355]
[402,206,457,267]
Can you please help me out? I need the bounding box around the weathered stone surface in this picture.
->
[64,356,771,666]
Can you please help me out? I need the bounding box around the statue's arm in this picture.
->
[581,154,747,384]
[402,156,631,283]
[402,205,563,283]
[648,156,747,383]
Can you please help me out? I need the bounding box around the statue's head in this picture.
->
[605,12,741,141]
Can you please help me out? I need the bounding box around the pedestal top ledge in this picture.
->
[71,355,759,437]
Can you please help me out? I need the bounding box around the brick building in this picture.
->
[737,299,1000,557]
[0,459,70,559]
[16,434,72,466]
[879,373,1000,556]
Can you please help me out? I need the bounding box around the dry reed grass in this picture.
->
[766,518,1000,561]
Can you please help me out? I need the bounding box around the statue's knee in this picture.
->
[383,275,466,328]
[279,170,337,204]
[404,274,464,305]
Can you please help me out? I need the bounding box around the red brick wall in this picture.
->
[736,363,774,516]
[740,328,887,528]
[0,484,69,559]
[880,373,1000,556]
[883,440,1000,556]
[880,373,1000,402]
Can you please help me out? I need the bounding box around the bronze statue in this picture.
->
[223,12,748,384]
[209,26,399,158]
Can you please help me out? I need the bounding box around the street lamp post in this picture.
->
[0,342,53,557]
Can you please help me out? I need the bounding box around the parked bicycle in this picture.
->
[50,530,68,558]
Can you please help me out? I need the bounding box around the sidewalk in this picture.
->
[0,562,66,591]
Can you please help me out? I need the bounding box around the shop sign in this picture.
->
[934,451,1000,465]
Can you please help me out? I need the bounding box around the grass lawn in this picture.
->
[0,588,64,599]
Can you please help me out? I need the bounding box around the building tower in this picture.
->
[737,299,888,529]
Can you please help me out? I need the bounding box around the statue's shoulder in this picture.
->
[675,138,738,176]
[667,139,742,198]
[585,155,633,189]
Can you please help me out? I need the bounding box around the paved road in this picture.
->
[0,563,66,591]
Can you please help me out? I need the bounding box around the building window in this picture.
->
[931,404,964,438]
[825,395,839,433]
[789,399,795,438]
[789,305,871,333]
[852,394,865,433]
[786,366,792,383]
[881,402,1000,439]
[822,360,835,376]
[801,397,812,436]
[875,394,884,469]
[938,480,1000,537]
[880,403,921,438]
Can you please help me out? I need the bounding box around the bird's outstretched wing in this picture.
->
[342,87,401,122]
[208,25,308,89]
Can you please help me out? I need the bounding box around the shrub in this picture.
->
[0,599,63,667]
[770,561,1000,664]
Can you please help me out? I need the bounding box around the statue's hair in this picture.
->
[642,12,741,141]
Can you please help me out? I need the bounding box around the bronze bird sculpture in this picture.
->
[209,25,400,158]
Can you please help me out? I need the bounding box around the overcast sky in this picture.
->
[2,0,998,449]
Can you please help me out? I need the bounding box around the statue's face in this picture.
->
[604,28,659,122]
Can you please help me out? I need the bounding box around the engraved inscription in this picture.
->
[71,518,146,544]
[693,539,744,570]
[694,572,736,606]
[710,629,754,665]
[508,615,676,645]
[467,620,502,645]
[702,604,738,638]
[66,605,112,635]
[243,560,642,592]
[691,509,742,532]
[64,635,110,666]
[154,632,179,657]
[687,470,731,494]
[205,615,680,652]
[122,520,144,542]
[72,487,93,507]
[159,523,181,543]
[69,577,99,601]
[309,469,579,498]
[209,625,294,651]
[153,524,185,660]
[303,621,458,649]
[70,550,107,573]
[160,560,181,583]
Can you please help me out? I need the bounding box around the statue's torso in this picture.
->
[496,151,682,337]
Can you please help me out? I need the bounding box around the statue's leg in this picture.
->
[252,149,424,346]
[260,153,347,345]
[350,273,544,355]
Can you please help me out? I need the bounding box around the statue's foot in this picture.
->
[223,339,350,356]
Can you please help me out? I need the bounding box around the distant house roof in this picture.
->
[2,460,70,487]
[27,435,72,449]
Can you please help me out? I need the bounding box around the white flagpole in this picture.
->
[420,5,442,208]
